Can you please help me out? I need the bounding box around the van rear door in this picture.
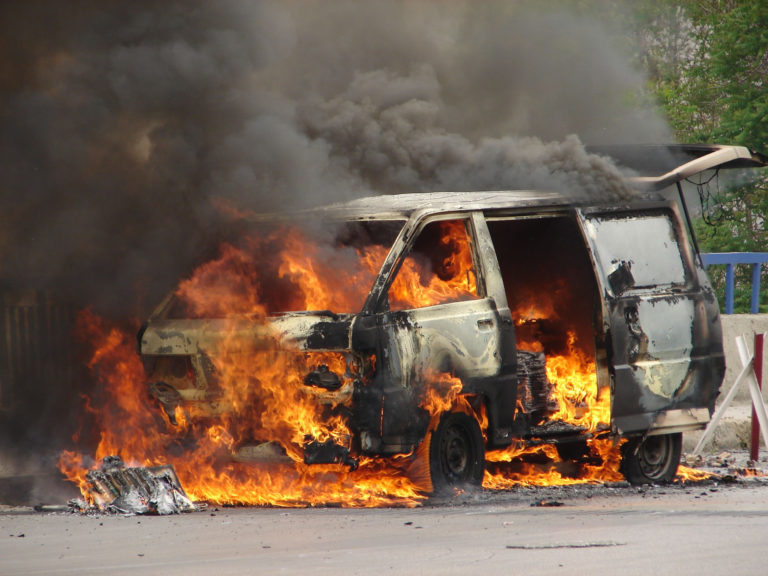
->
[580,207,717,435]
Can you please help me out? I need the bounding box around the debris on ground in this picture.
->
[71,455,201,515]
[682,450,768,484]
[531,499,564,507]
[712,451,734,467]
[681,453,704,467]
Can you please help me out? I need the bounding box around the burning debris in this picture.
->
[516,351,557,425]
[73,456,199,515]
[679,452,768,484]
[303,439,358,471]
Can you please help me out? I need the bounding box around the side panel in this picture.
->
[382,298,503,385]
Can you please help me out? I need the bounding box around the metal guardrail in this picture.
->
[0,290,77,410]
[700,252,768,314]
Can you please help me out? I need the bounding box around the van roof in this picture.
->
[310,190,571,220]
[247,145,766,222]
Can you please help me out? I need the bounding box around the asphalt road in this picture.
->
[2,477,768,576]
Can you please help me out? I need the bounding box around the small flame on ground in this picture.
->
[675,465,712,483]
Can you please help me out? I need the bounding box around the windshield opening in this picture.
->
[168,219,404,318]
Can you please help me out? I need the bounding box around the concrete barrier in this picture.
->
[683,313,768,453]
[720,313,768,402]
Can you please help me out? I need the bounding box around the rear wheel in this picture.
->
[620,432,682,484]
[429,412,485,494]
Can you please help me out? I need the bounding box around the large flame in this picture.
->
[483,304,620,488]
[61,310,427,507]
[59,219,638,507]
[388,220,478,310]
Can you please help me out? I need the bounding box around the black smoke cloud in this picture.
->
[0,1,671,315]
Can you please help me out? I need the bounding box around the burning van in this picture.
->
[138,145,765,490]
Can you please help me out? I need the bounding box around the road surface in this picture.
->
[1,477,767,576]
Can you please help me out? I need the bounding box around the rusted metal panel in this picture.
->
[0,290,77,411]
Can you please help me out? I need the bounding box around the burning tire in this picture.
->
[620,432,682,484]
[429,412,485,493]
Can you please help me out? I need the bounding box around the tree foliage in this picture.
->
[635,1,768,312]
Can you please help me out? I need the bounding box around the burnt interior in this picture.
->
[405,220,469,282]
[486,215,600,435]
[486,215,599,361]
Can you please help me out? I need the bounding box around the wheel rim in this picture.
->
[441,424,471,480]
[638,436,672,480]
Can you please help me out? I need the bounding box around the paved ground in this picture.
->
[0,435,765,576]
[2,466,767,576]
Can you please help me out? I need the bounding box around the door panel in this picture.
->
[377,216,502,387]
[369,215,516,445]
[380,298,503,387]
[581,209,706,434]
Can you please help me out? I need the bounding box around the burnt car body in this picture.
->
[139,145,766,487]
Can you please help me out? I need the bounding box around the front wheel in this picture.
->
[620,432,682,485]
[429,412,485,494]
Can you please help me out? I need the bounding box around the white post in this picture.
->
[735,335,768,452]
[692,333,768,456]
[692,354,753,456]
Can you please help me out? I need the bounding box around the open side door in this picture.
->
[580,207,720,436]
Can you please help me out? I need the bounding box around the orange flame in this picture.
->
[421,371,464,419]
[675,465,712,483]
[60,310,426,506]
[545,334,610,433]
[59,229,431,507]
[481,295,618,487]
[388,220,478,310]
[59,220,691,506]
[483,437,624,488]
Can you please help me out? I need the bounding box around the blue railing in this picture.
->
[700,252,768,314]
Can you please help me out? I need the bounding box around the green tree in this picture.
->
[531,1,767,311]
[646,1,768,312]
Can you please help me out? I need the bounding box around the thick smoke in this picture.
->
[0,0,671,314]
[0,1,673,480]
